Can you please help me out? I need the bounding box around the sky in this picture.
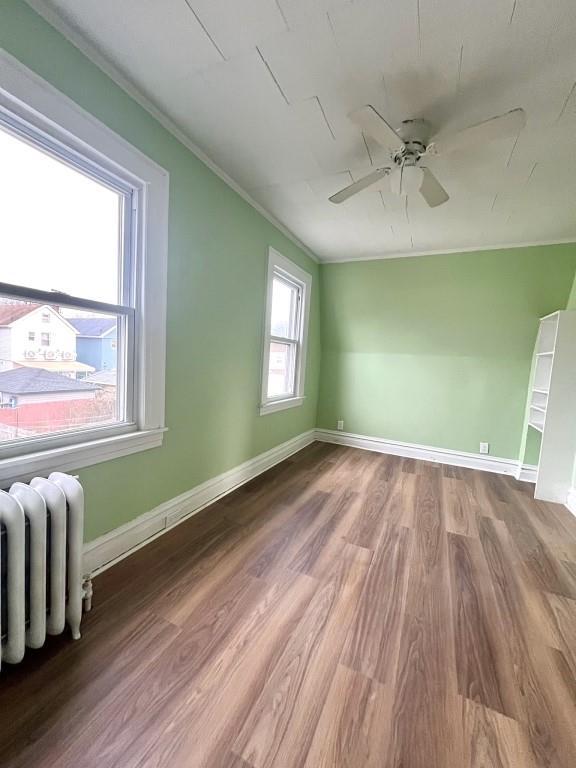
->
[0,125,121,305]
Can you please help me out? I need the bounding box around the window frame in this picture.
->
[260,248,311,416]
[0,50,169,486]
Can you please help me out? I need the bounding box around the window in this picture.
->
[0,53,168,485]
[260,248,311,415]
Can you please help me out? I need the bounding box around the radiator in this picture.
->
[0,472,84,669]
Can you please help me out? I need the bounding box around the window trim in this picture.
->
[260,248,311,416]
[0,50,169,487]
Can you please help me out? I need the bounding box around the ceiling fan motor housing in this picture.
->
[393,119,431,165]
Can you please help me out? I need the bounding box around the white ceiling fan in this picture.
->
[329,106,526,207]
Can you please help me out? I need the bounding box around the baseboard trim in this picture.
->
[83,429,315,576]
[566,488,576,517]
[314,428,537,481]
[517,465,538,483]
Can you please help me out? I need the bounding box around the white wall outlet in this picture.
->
[479,442,489,454]
[337,420,344,431]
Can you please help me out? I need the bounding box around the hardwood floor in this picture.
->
[1,442,576,767]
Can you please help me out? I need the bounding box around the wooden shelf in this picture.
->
[529,420,544,433]
[532,388,549,394]
[530,405,546,413]
[536,351,554,357]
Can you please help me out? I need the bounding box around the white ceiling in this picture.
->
[31,0,576,261]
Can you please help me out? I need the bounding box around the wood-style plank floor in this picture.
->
[1,442,576,767]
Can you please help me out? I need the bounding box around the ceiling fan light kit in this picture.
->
[329,106,526,209]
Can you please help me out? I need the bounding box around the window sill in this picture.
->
[259,396,305,416]
[0,427,166,487]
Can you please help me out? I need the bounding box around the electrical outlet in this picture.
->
[479,442,489,454]
[337,420,344,431]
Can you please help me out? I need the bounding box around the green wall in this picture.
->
[568,272,576,311]
[318,245,576,460]
[0,1,320,540]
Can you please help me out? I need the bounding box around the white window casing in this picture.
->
[260,248,312,416]
[0,50,168,486]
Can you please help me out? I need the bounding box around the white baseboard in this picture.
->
[566,488,576,517]
[314,428,537,481]
[83,429,315,576]
[517,464,538,483]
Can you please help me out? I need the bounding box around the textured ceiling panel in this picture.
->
[38,0,576,260]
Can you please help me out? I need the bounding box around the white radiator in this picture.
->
[0,472,84,669]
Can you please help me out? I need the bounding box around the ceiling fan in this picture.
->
[329,106,526,207]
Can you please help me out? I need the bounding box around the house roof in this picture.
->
[68,317,117,337]
[0,302,79,333]
[0,367,99,395]
[84,369,116,386]
[16,361,95,373]
[0,303,41,325]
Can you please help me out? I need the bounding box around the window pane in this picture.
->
[0,298,122,444]
[0,125,122,304]
[267,341,296,398]
[270,276,299,338]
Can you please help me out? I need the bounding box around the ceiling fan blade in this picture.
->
[349,105,404,152]
[419,168,449,207]
[428,108,526,156]
[329,168,390,204]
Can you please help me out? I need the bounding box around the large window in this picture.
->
[0,53,168,485]
[260,249,311,415]
[0,121,132,446]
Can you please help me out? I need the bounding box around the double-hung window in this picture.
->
[0,53,168,485]
[260,249,311,415]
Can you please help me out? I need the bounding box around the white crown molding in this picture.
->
[566,487,576,517]
[320,238,576,264]
[83,429,315,576]
[314,428,537,480]
[23,0,319,264]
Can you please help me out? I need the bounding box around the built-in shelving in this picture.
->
[523,310,576,503]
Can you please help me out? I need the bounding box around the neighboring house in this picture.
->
[0,367,99,437]
[69,317,117,372]
[0,302,94,378]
